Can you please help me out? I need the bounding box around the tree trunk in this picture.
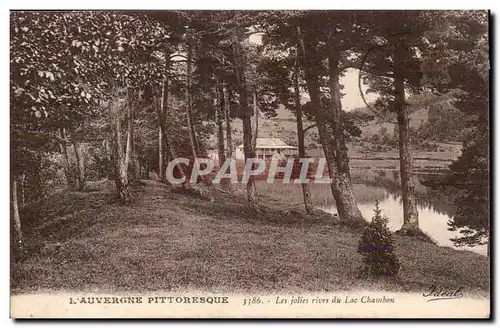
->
[72,140,85,191]
[133,147,141,182]
[252,90,259,152]
[297,26,363,224]
[158,78,166,181]
[185,42,200,160]
[20,173,25,207]
[11,178,23,249]
[232,33,256,204]
[394,42,420,233]
[395,103,420,233]
[156,78,190,188]
[327,45,364,223]
[110,94,131,204]
[216,84,229,189]
[125,110,131,171]
[252,90,259,196]
[308,82,344,216]
[58,128,74,188]
[242,114,256,203]
[216,85,227,167]
[158,125,163,180]
[224,84,233,159]
[143,162,149,179]
[125,90,138,181]
[293,49,314,214]
[105,139,114,180]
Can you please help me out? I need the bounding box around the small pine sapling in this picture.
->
[357,200,400,277]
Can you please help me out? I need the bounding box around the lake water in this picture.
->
[319,170,488,257]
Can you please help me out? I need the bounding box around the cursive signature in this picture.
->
[422,285,464,302]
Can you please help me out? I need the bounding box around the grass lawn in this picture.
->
[11,180,490,296]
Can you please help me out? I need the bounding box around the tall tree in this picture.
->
[295,17,364,224]
[424,11,489,252]
[223,84,233,159]
[58,127,75,188]
[257,11,372,222]
[215,82,228,186]
[110,91,130,203]
[72,138,86,191]
[360,11,432,234]
[184,40,201,160]
[292,50,314,213]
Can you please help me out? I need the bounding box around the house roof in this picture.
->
[236,138,297,149]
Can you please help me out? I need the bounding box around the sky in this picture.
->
[340,68,378,111]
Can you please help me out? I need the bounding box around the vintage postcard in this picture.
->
[10,10,490,318]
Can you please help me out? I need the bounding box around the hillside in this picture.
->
[12,180,490,296]
[208,104,461,169]
[211,105,432,149]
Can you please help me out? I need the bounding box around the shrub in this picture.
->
[357,201,400,277]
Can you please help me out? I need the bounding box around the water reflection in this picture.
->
[322,169,488,257]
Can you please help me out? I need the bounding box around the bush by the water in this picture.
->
[357,201,400,277]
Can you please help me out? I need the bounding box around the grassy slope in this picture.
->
[12,180,489,296]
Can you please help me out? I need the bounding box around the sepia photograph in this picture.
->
[9,9,490,318]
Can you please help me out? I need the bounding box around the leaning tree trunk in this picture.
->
[307,80,345,216]
[394,41,419,234]
[125,109,132,171]
[224,84,233,160]
[232,33,257,205]
[72,140,85,191]
[293,50,314,214]
[11,178,23,250]
[297,26,363,223]
[110,94,131,204]
[327,45,364,223]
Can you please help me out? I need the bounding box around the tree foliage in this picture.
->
[10,10,490,252]
[423,11,489,250]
